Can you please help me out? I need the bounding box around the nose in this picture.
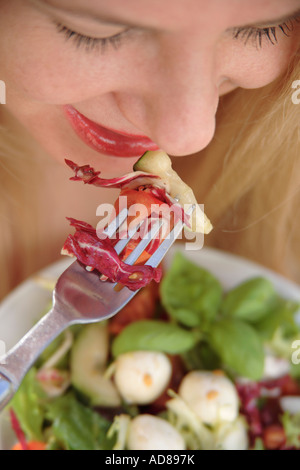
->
[117,35,219,156]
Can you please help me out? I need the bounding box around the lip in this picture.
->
[63,105,159,158]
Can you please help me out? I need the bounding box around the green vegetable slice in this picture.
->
[70,323,121,407]
[133,150,212,233]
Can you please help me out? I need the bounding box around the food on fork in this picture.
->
[62,150,212,290]
[62,218,162,291]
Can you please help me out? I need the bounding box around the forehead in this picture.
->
[38,0,300,29]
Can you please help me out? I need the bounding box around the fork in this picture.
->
[0,203,195,411]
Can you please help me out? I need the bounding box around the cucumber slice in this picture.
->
[70,323,121,407]
[134,150,212,234]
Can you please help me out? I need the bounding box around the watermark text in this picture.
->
[0,340,6,364]
[0,80,6,104]
[291,339,300,365]
[95,197,207,251]
[291,80,300,105]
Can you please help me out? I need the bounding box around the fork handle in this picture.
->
[0,306,69,412]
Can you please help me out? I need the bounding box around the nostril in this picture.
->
[217,76,229,87]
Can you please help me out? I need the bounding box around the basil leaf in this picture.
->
[208,317,265,380]
[160,252,222,327]
[111,320,198,357]
[181,341,221,372]
[290,362,300,379]
[255,299,300,341]
[221,277,277,323]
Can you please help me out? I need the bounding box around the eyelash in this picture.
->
[55,23,129,52]
[232,16,300,48]
[55,14,300,53]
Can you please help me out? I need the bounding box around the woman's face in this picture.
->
[0,0,299,175]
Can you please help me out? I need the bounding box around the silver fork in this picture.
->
[0,203,195,411]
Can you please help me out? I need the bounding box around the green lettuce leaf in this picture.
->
[10,368,46,441]
[281,412,300,449]
[45,393,115,450]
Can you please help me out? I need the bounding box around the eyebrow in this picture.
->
[35,0,300,30]
[239,7,300,28]
[33,0,142,27]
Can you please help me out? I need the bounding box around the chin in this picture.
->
[24,118,139,178]
[46,137,140,177]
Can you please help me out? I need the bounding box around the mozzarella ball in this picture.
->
[127,414,186,450]
[114,351,172,404]
[280,396,300,415]
[214,417,249,450]
[263,354,290,379]
[178,370,239,425]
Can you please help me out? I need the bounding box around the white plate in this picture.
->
[0,246,299,449]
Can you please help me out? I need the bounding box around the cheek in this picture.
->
[235,48,294,89]
[220,32,300,90]
[1,42,110,105]
[0,5,119,105]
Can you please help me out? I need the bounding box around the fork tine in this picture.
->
[97,207,131,281]
[113,218,147,255]
[124,217,165,265]
[145,204,196,268]
[102,207,128,238]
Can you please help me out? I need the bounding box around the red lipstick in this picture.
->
[63,105,159,158]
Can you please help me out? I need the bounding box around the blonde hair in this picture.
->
[0,52,299,300]
[0,113,42,299]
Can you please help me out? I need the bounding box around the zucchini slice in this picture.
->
[70,323,121,407]
[134,150,212,234]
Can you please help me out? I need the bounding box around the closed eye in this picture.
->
[55,23,131,53]
[231,15,300,48]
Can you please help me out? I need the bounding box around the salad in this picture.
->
[7,251,300,450]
